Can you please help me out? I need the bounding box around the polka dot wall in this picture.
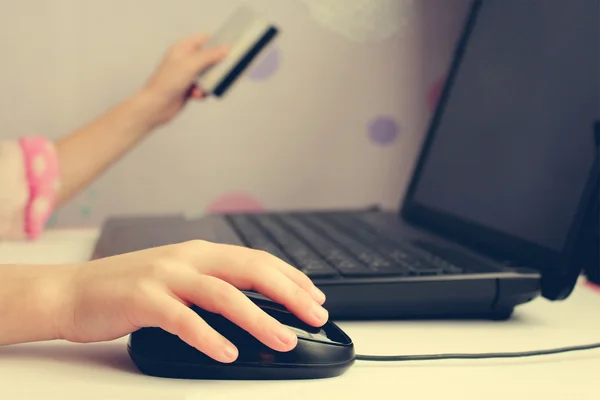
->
[369,117,400,146]
[427,76,447,113]
[0,0,471,227]
[206,193,265,214]
[248,45,281,81]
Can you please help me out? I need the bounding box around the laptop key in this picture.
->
[371,267,412,276]
[278,215,413,277]
[303,269,339,278]
[299,260,339,278]
[323,214,463,275]
[387,249,411,263]
[338,264,411,277]
[335,259,368,272]
[332,256,411,277]
[244,236,293,265]
[302,216,397,268]
[255,243,291,263]
[227,215,293,264]
[278,215,368,268]
[251,216,340,275]
[395,259,441,275]
[414,269,444,276]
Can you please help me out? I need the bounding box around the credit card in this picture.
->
[197,5,279,97]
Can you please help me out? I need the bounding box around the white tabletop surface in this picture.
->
[1,229,599,400]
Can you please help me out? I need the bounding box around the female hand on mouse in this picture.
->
[0,241,327,363]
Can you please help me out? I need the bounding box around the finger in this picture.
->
[178,33,210,50]
[186,242,325,304]
[274,262,326,305]
[190,45,229,72]
[190,86,206,99]
[185,84,204,99]
[187,244,329,327]
[142,292,239,363]
[244,264,329,327]
[176,274,299,352]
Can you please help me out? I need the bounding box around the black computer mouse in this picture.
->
[127,291,355,380]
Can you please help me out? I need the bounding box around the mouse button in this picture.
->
[260,307,322,335]
[313,321,353,345]
[130,327,176,353]
[191,306,249,338]
[279,339,356,366]
[189,306,277,361]
[130,328,214,364]
[132,325,269,367]
[286,325,317,340]
[259,308,347,345]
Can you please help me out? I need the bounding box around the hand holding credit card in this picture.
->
[197,5,279,97]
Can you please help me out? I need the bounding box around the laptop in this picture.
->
[92,0,599,320]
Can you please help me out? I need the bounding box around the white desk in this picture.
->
[1,229,599,400]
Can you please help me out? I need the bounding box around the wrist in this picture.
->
[0,264,75,345]
[29,264,76,343]
[126,89,170,131]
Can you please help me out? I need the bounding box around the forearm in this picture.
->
[54,90,162,206]
[0,265,70,345]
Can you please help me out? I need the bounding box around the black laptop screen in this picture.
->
[407,0,599,256]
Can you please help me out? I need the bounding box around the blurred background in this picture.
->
[0,0,472,228]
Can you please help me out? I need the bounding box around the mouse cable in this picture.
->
[355,341,600,362]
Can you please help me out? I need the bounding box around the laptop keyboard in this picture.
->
[226,213,466,279]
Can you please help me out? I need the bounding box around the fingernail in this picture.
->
[313,287,326,303]
[223,344,238,362]
[276,326,297,346]
[312,303,329,323]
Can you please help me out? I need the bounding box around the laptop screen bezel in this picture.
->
[400,0,598,273]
